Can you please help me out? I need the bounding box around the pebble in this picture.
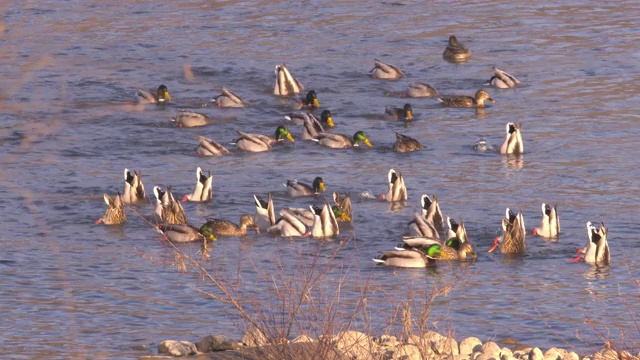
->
[460,337,483,355]
[196,334,240,352]
[157,340,197,357]
[529,347,544,360]
[242,327,268,347]
[482,341,502,358]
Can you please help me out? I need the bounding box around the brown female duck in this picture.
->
[488,208,526,255]
[443,35,472,63]
[199,214,258,237]
[438,89,495,108]
[97,193,126,225]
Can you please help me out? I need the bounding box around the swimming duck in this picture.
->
[332,192,352,223]
[285,112,333,140]
[171,110,211,128]
[314,131,372,149]
[487,66,520,89]
[137,84,171,104]
[438,89,495,108]
[158,223,215,243]
[285,176,326,197]
[96,192,126,225]
[373,244,441,268]
[399,236,476,261]
[385,103,413,121]
[407,212,440,238]
[499,122,524,155]
[381,169,407,202]
[393,133,423,153]
[274,63,304,96]
[447,216,468,244]
[232,126,295,152]
[195,136,230,156]
[182,167,213,202]
[421,194,443,229]
[212,87,246,108]
[407,82,438,97]
[123,168,146,203]
[443,35,472,63]
[291,90,320,110]
[488,208,526,255]
[286,110,334,128]
[199,214,258,237]
[370,59,405,79]
[254,193,276,230]
[154,186,188,225]
[572,221,610,265]
[309,202,340,238]
[532,203,560,238]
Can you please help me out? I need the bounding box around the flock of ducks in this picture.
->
[99,35,610,268]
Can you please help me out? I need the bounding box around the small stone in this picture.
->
[242,327,268,347]
[292,334,314,343]
[483,341,502,358]
[196,334,240,352]
[394,344,422,360]
[529,347,544,360]
[425,331,459,356]
[562,352,579,360]
[132,344,148,351]
[515,348,533,359]
[460,338,483,355]
[332,331,377,360]
[158,340,197,357]
[545,347,567,360]
[501,347,514,359]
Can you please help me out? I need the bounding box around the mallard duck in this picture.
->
[332,192,352,223]
[212,87,245,108]
[171,110,211,128]
[447,216,468,244]
[487,66,520,89]
[182,167,213,202]
[285,110,334,128]
[137,84,171,104]
[314,131,372,148]
[393,133,423,153]
[200,214,258,237]
[438,89,495,108]
[370,59,405,79]
[407,212,439,238]
[373,244,441,268]
[195,136,230,156]
[123,168,145,203]
[381,169,407,202]
[473,138,495,152]
[421,194,443,229]
[399,236,476,261]
[407,82,438,97]
[154,186,188,225]
[533,203,560,238]
[385,103,413,121]
[232,126,295,152]
[254,193,276,230]
[285,112,329,140]
[488,208,526,254]
[292,90,320,110]
[309,202,340,238]
[499,122,524,155]
[158,223,215,243]
[268,209,309,237]
[96,192,126,225]
[572,221,610,265]
[443,35,472,63]
[285,177,326,197]
[274,63,303,96]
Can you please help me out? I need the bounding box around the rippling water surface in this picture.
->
[2,1,640,358]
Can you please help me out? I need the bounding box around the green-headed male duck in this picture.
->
[232,125,294,152]
[137,84,171,104]
[285,176,326,197]
[314,130,372,148]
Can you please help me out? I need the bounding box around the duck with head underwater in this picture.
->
[232,125,295,152]
[373,243,441,268]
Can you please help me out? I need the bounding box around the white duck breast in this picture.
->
[309,202,339,238]
[533,203,560,238]
[583,221,610,265]
[421,194,443,229]
[274,63,303,96]
[254,193,276,230]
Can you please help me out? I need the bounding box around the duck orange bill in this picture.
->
[487,237,500,253]
[488,98,496,103]
[363,139,373,147]
[286,133,295,142]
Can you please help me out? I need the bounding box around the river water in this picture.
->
[1,1,640,358]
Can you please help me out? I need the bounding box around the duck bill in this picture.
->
[363,139,373,147]
[340,213,351,222]
[207,234,216,241]
[286,133,295,142]
[313,99,320,108]
[164,91,172,101]
[406,111,413,120]
[326,117,335,128]
[319,183,326,192]
[488,98,495,103]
